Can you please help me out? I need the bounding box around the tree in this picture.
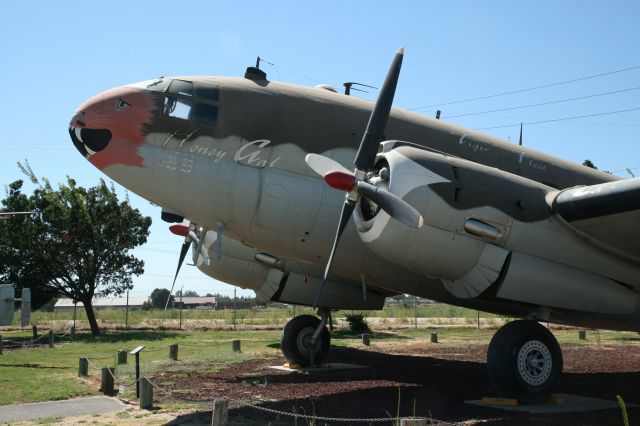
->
[150,288,172,309]
[0,165,151,334]
[582,159,598,169]
[183,290,199,297]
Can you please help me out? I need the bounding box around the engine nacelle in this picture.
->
[194,230,385,310]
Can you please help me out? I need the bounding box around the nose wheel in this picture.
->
[487,320,563,401]
[281,314,331,367]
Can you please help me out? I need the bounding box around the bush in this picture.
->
[345,313,371,334]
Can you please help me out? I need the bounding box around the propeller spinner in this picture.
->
[305,47,424,309]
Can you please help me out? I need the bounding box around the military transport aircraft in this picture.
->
[68,47,640,401]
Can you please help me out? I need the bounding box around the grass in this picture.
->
[11,303,501,329]
[1,323,638,407]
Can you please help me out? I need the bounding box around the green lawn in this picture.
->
[0,327,637,406]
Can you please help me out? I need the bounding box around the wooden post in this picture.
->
[362,334,370,346]
[70,326,76,341]
[139,378,153,410]
[579,330,587,340]
[78,357,89,376]
[101,367,115,395]
[48,330,54,348]
[0,335,3,355]
[32,325,38,341]
[401,418,429,426]
[169,344,178,361]
[232,340,241,353]
[211,398,229,426]
[117,350,128,365]
[430,332,438,343]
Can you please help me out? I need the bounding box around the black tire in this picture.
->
[281,315,330,367]
[487,320,563,402]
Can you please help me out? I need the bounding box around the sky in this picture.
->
[1,1,639,298]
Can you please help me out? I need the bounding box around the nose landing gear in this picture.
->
[281,310,331,367]
[487,320,563,401]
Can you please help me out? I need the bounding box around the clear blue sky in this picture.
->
[1,1,639,298]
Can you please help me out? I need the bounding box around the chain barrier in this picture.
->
[144,377,455,425]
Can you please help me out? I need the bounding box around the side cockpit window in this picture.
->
[164,80,219,126]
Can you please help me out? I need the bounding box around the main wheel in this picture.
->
[281,315,330,367]
[487,320,563,401]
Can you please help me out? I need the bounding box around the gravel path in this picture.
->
[0,396,125,423]
[153,342,640,425]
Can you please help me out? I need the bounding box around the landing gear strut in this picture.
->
[280,309,331,367]
[487,320,563,401]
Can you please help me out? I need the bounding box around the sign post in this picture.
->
[130,345,145,398]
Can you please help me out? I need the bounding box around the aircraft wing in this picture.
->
[553,178,640,260]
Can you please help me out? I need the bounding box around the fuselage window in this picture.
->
[192,103,218,126]
[195,86,219,102]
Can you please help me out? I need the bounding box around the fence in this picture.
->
[80,339,454,425]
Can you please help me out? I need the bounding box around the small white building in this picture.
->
[54,297,147,312]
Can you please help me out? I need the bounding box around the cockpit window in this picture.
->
[168,80,193,97]
[164,80,220,127]
[195,85,219,102]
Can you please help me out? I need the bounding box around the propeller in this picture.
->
[166,223,191,310]
[305,47,424,309]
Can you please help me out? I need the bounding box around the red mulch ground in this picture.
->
[156,342,640,425]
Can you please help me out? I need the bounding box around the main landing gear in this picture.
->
[281,309,331,367]
[487,320,563,401]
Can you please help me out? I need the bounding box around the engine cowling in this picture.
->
[194,230,386,309]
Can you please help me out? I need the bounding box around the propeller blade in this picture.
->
[357,181,424,228]
[312,200,356,308]
[354,47,404,170]
[165,241,190,310]
[305,153,351,177]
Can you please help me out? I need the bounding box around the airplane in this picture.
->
[68,47,640,401]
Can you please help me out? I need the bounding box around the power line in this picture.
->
[475,106,640,130]
[410,64,640,110]
[443,85,640,119]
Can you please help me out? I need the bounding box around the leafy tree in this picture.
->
[582,159,598,169]
[150,288,172,309]
[0,165,151,334]
[182,290,199,297]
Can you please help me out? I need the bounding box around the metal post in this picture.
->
[232,288,237,330]
[125,289,129,330]
[78,357,88,376]
[135,352,140,397]
[48,330,54,348]
[139,378,153,409]
[169,344,178,361]
[211,398,229,426]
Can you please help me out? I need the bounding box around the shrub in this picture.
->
[345,313,371,334]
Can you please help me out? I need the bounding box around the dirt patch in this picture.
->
[146,342,640,425]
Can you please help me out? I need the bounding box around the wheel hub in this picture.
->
[296,326,321,356]
[517,340,553,386]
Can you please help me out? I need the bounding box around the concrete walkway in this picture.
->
[0,396,126,423]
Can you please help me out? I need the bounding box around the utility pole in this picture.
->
[232,288,237,330]
[125,289,129,330]
[414,296,418,329]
